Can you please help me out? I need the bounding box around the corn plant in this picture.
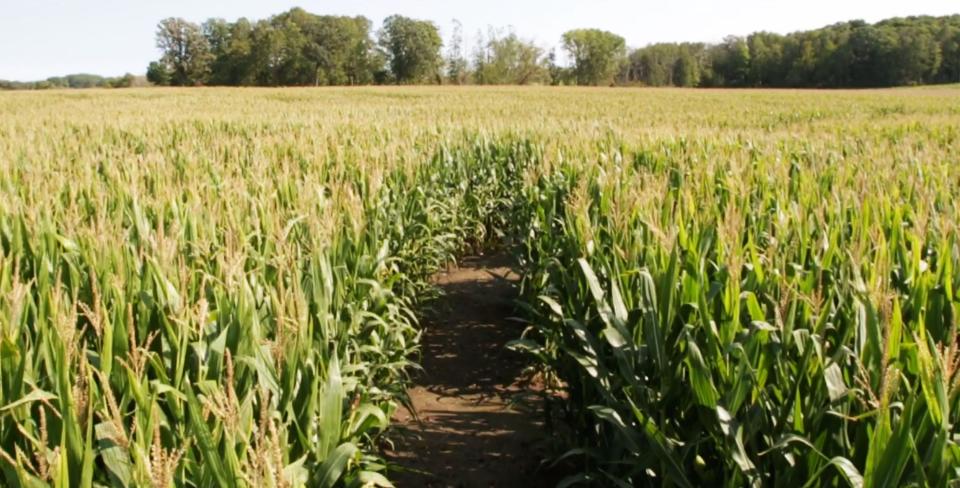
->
[1,86,958,487]
[510,130,960,486]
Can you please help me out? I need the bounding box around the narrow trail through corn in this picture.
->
[384,254,549,487]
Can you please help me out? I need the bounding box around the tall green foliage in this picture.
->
[562,29,627,86]
[2,85,959,487]
[506,107,960,485]
[378,15,443,84]
[155,18,213,86]
[151,10,381,87]
[472,29,550,85]
[0,89,529,487]
[627,15,960,87]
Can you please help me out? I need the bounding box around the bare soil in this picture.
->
[384,254,553,487]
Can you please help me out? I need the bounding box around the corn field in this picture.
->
[0,86,958,487]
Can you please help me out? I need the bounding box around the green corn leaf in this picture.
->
[823,363,848,403]
[686,339,719,408]
[831,457,864,488]
[538,295,565,318]
[318,352,345,460]
[0,388,56,413]
[95,422,133,487]
[578,258,605,305]
[314,442,358,488]
[283,455,309,487]
[637,269,664,372]
[717,406,758,486]
[184,383,230,486]
[356,470,394,487]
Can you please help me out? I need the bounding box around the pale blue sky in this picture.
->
[1,0,957,80]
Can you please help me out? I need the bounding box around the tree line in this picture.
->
[145,9,635,87]
[625,15,960,87]
[148,10,960,88]
[0,73,140,90]
[5,11,957,90]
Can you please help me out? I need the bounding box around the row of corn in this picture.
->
[0,99,529,487]
[2,87,959,487]
[507,129,960,486]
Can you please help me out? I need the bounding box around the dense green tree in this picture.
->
[378,15,442,84]
[192,17,257,85]
[709,36,751,86]
[155,18,213,86]
[847,25,898,86]
[892,23,942,85]
[269,14,312,85]
[473,29,549,85]
[746,32,786,86]
[624,45,663,85]
[221,18,257,85]
[273,9,378,85]
[940,28,960,83]
[147,61,170,86]
[562,29,626,85]
[622,43,707,86]
[249,20,288,85]
[673,52,700,87]
[202,18,237,85]
[811,24,856,87]
[338,17,379,85]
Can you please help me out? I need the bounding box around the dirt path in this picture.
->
[384,254,550,487]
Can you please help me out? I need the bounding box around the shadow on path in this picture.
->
[384,254,551,487]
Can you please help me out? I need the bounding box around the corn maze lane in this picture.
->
[384,254,552,487]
